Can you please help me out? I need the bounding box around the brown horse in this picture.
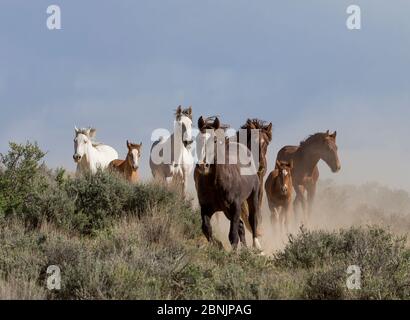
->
[109,140,142,183]
[234,119,272,238]
[276,131,341,224]
[265,160,293,235]
[237,119,272,207]
[194,116,262,252]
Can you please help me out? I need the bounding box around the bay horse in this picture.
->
[276,130,341,224]
[265,160,293,235]
[236,119,272,238]
[109,140,142,183]
[194,116,262,252]
[73,127,118,175]
[238,119,272,207]
[150,106,194,198]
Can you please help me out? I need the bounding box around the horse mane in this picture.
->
[202,116,230,131]
[240,118,272,141]
[299,132,327,147]
[76,128,102,146]
[175,106,193,120]
[76,128,91,135]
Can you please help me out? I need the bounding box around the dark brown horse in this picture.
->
[265,160,293,235]
[276,131,341,224]
[194,116,262,252]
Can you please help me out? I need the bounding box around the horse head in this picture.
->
[175,105,193,148]
[320,130,341,173]
[73,126,96,163]
[196,116,227,175]
[275,160,293,195]
[126,140,142,170]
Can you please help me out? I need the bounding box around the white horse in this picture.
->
[150,106,194,197]
[73,127,118,175]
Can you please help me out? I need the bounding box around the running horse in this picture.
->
[150,106,194,198]
[194,116,263,252]
[276,131,341,224]
[109,140,142,183]
[236,119,272,237]
[237,119,272,207]
[265,160,293,235]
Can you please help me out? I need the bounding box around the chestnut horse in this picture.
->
[276,131,341,224]
[265,160,293,235]
[109,141,142,183]
[194,116,262,252]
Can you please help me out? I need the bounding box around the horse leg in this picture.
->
[306,182,316,223]
[240,201,253,234]
[258,179,264,211]
[238,219,247,248]
[282,201,293,235]
[181,167,188,199]
[294,184,307,227]
[201,206,222,249]
[247,191,263,252]
[228,202,241,251]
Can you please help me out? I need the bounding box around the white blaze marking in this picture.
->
[131,149,139,166]
[282,169,288,176]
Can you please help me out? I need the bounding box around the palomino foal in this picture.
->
[73,127,118,175]
[109,141,142,183]
[265,160,293,235]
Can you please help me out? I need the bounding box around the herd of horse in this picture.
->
[73,106,341,253]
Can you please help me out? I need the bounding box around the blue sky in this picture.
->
[1,1,409,190]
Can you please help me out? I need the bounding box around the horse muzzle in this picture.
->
[73,154,82,163]
[333,164,341,173]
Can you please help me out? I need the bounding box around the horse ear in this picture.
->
[74,126,79,134]
[213,117,221,129]
[139,142,142,148]
[89,128,97,138]
[331,131,337,138]
[198,116,205,129]
[326,130,330,135]
[266,123,272,133]
[188,106,192,115]
[176,105,182,114]
[276,160,281,168]
[126,140,131,148]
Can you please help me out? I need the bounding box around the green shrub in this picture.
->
[277,227,410,299]
[2,141,410,300]
[0,141,47,217]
